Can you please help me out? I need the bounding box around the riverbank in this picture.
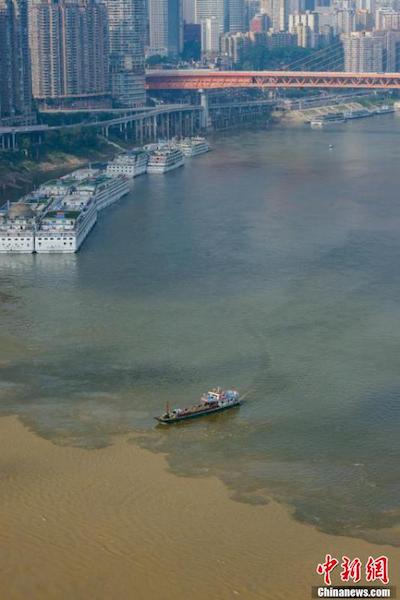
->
[1,415,399,600]
[0,112,270,203]
[0,145,120,204]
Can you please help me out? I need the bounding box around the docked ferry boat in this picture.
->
[147,146,185,174]
[343,108,373,120]
[155,388,241,424]
[0,167,131,254]
[76,173,130,211]
[310,113,346,127]
[175,136,210,157]
[35,193,98,253]
[374,104,395,115]
[0,203,36,253]
[106,150,149,179]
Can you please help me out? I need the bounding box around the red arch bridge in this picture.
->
[146,70,400,90]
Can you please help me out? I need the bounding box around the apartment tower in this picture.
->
[29,0,109,99]
[0,0,33,124]
[106,0,146,106]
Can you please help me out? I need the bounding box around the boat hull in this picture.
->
[155,400,241,424]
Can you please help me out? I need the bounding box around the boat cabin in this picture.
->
[204,389,224,403]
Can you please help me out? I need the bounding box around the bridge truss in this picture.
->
[146,70,400,90]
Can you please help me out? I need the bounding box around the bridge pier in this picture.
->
[153,115,158,141]
[199,90,210,130]
[139,119,144,144]
[0,132,17,151]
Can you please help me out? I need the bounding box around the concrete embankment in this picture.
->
[278,100,395,123]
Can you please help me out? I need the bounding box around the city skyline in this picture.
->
[2,0,400,123]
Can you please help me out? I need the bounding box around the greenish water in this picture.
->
[1,118,400,544]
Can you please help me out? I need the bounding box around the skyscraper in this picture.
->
[225,0,244,31]
[200,15,220,54]
[195,0,243,32]
[342,31,383,72]
[0,0,33,124]
[333,5,356,35]
[106,0,146,106]
[148,0,183,56]
[289,10,319,46]
[376,8,400,31]
[29,0,109,100]
[383,30,400,72]
[265,0,290,31]
[195,0,225,32]
[183,0,195,22]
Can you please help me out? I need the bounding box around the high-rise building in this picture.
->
[355,8,373,31]
[29,0,109,100]
[319,23,334,46]
[288,9,318,31]
[383,30,400,71]
[260,0,273,20]
[148,0,183,56]
[342,31,384,72]
[106,0,146,106]
[289,0,306,13]
[270,0,290,31]
[250,12,269,30]
[183,0,195,21]
[267,29,296,45]
[196,0,243,32]
[195,0,225,32]
[225,0,245,30]
[289,11,319,46]
[200,15,220,53]
[0,0,33,125]
[356,0,374,11]
[246,0,260,25]
[220,30,248,60]
[333,5,356,34]
[376,8,400,30]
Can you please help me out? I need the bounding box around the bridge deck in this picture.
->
[146,70,400,90]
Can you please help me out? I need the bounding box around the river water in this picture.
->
[1,117,400,545]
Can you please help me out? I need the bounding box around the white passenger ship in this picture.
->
[147,145,185,174]
[175,136,210,157]
[0,203,36,253]
[35,193,98,253]
[75,173,130,211]
[106,150,148,179]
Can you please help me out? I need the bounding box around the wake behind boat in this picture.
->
[155,388,241,424]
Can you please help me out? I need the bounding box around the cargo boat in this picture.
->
[155,388,241,424]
